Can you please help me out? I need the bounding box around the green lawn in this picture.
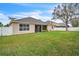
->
[0,31,79,56]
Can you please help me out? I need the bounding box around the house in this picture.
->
[9,17,70,34]
[0,17,78,36]
[9,17,66,35]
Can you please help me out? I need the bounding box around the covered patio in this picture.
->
[35,25,47,32]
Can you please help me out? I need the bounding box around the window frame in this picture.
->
[19,24,29,31]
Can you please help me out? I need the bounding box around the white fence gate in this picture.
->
[0,27,13,36]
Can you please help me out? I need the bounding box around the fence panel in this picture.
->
[0,27,13,36]
[54,27,79,31]
[68,27,79,31]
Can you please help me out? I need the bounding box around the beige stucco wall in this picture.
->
[10,22,35,34]
[10,22,54,35]
[47,25,54,31]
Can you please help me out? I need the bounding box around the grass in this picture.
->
[0,31,79,56]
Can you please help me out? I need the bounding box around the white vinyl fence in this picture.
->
[0,27,13,36]
[0,27,79,36]
[54,27,79,31]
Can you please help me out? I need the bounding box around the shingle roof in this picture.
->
[10,17,65,26]
[11,17,47,25]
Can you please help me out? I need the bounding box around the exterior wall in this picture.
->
[10,22,35,34]
[47,25,54,31]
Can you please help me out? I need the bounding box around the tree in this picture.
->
[52,3,79,31]
[8,17,16,21]
[4,24,9,27]
[0,22,3,27]
[71,18,79,27]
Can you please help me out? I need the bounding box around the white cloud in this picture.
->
[9,9,63,23]
[0,10,52,25]
[0,4,60,25]
[0,13,10,25]
[10,10,52,21]
[0,5,63,25]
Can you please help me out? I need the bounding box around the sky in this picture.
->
[0,3,63,25]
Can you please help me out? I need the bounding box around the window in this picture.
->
[42,25,47,30]
[19,24,29,31]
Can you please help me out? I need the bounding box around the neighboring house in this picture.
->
[9,17,66,35]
